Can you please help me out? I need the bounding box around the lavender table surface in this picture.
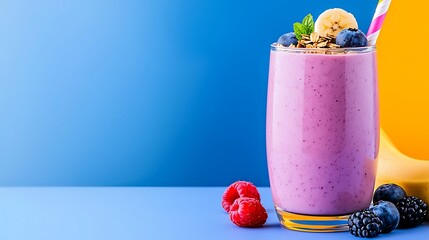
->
[0,187,427,239]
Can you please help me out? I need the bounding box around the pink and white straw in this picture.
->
[367,0,392,45]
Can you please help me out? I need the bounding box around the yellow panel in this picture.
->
[378,0,429,159]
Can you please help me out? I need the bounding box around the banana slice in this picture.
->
[315,8,358,37]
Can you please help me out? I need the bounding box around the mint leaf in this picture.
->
[293,22,307,40]
[302,14,314,33]
[293,13,315,40]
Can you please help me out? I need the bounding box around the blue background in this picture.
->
[0,0,375,186]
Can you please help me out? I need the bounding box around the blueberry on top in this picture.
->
[277,32,298,47]
[335,28,368,47]
[373,183,407,204]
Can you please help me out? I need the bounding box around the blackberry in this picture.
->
[348,210,382,238]
[396,196,428,228]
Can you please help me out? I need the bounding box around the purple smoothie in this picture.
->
[266,47,379,215]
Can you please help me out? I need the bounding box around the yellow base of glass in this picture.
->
[275,206,350,232]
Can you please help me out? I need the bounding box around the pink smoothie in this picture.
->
[266,47,379,215]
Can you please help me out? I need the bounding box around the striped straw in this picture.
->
[367,0,392,45]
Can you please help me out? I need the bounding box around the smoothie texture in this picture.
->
[266,48,379,215]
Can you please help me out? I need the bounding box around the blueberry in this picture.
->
[277,32,298,46]
[373,183,407,204]
[369,201,400,233]
[335,28,368,47]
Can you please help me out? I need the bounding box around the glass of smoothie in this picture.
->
[267,44,379,232]
[266,9,379,231]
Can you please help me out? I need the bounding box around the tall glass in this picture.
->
[266,45,379,232]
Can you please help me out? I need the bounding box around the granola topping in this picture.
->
[295,33,340,49]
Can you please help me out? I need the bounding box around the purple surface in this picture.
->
[0,187,427,239]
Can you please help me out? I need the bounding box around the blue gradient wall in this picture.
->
[0,0,375,186]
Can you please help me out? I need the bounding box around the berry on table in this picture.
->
[229,197,268,227]
[396,196,428,228]
[369,201,400,233]
[222,181,260,212]
[348,210,382,238]
[373,183,407,204]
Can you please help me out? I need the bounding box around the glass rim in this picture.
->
[271,43,376,53]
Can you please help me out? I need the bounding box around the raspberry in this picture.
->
[222,181,260,212]
[229,197,268,227]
